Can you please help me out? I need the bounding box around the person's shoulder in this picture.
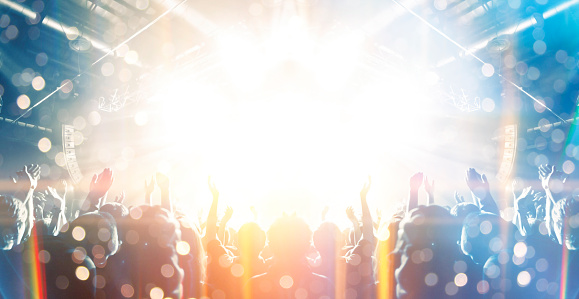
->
[248,272,269,283]
[311,272,331,281]
[482,254,501,276]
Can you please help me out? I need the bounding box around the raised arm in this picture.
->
[539,164,558,242]
[424,175,435,206]
[218,206,233,245]
[13,165,40,243]
[80,168,114,214]
[512,183,533,236]
[346,206,360,244]
[408,172,423,213]
[46,184,67,236]
[360,176,374,244]
[204,177,220,245]
[454,191,466,204]
[144,175,155,206]
[373,208,382,231]
[156,172,172,213]
[113,191,126,204]
[465,168,499,215]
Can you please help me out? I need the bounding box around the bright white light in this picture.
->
[145,22,443,229]
[217,33,265,91]
[161,71,436,228]
[216,23,366,94]
[315,32,365,90]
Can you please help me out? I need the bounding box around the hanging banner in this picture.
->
[62,125,83,184]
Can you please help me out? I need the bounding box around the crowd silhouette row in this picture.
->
[0,162,578,298]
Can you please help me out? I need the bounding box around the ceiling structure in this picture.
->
[0,0,579,185]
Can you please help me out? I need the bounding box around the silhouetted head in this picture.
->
[64,212,119,264]
[100,202,129,239]
[394,205,461,299]
[267,214,312,261]
[238,222,266,257]
[99,202,129,220]
[450,202,480,222]
[124,205,182,252]
[460,212,514,264]
[552,196,579,250]
[0,195,27,250]
[313,221,341,256]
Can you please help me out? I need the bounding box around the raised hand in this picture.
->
[34,192,46,203]
[466,168,500,214]
[46,186,65,211]
[346,206,357,222]
[33,192,46,217]
[16,164,41,191]
[538,164,555,190]
[514,185,533,209]
[145,175,156,194]
[114,191,126,204]
[90,168,114,199]
[81,168,114,213]
[424,175,435,205]
[408,172,423,212]
[346,205,360,244]
[204,176,220,245]
[156,172,170,191]
[360,176,374,244]
[45,185,67,236]
[424,176,434,194]
[465,168,489,199]
[409,172,423,192]
[534,197,546,220]
[155,172,172,212]
[360,176,371,200]
[222,206,233,223]
[374,208,382,230]
[56,180,67,199]
[454,191,465,204]
[208,176,219,200]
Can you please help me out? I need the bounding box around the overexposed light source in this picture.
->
[127,19,444,229]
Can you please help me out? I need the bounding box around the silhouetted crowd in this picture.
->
[1,163,578,298]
